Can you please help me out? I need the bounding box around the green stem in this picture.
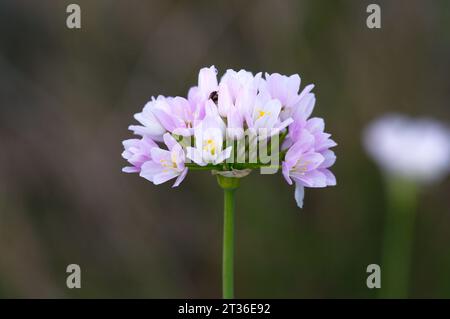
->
[380,177,417,299]
[217,175,240,299]
[223,188,235,299]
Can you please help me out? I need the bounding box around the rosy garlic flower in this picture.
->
[122,66,337,298]
[122,135,157,173]
[139,133,188,187]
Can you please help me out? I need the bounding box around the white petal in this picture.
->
[294,183,305,208]
[214,146,233,164]
[152,171,179,185]
[186,147,206,166]
[199,65,218,95]
[163,133,178,150]
[218,82,233,117]
[172,168,188,187]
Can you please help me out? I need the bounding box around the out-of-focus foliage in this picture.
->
[0,0,448,298]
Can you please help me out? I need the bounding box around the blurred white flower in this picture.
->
[364,114,450,184]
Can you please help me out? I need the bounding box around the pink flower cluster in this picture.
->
[122,66,337,208]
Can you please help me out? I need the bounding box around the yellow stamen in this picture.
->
[160,158,177,170]
[257,110,266,119]
[292,160,310,175]
[203,139,217,155]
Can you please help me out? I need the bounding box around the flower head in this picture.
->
[122,66,337,207]
[364,114,450,184]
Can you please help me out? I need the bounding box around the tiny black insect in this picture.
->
[209,91,219,104]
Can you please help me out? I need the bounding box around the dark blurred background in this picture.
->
[0,0,449,298]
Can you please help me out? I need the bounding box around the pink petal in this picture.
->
[306,117,325,134]
[122,166,140,173]
[320,168,336,186]
[152,171,179,185]
[319,150,336,168]
[150,148,171,163]
[297,170,327,188]
[282,161,293,185]
[172,168,188,187]
[139,160,164,182]
[163,133,179,150]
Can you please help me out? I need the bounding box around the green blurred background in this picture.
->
[0,0,449,298]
